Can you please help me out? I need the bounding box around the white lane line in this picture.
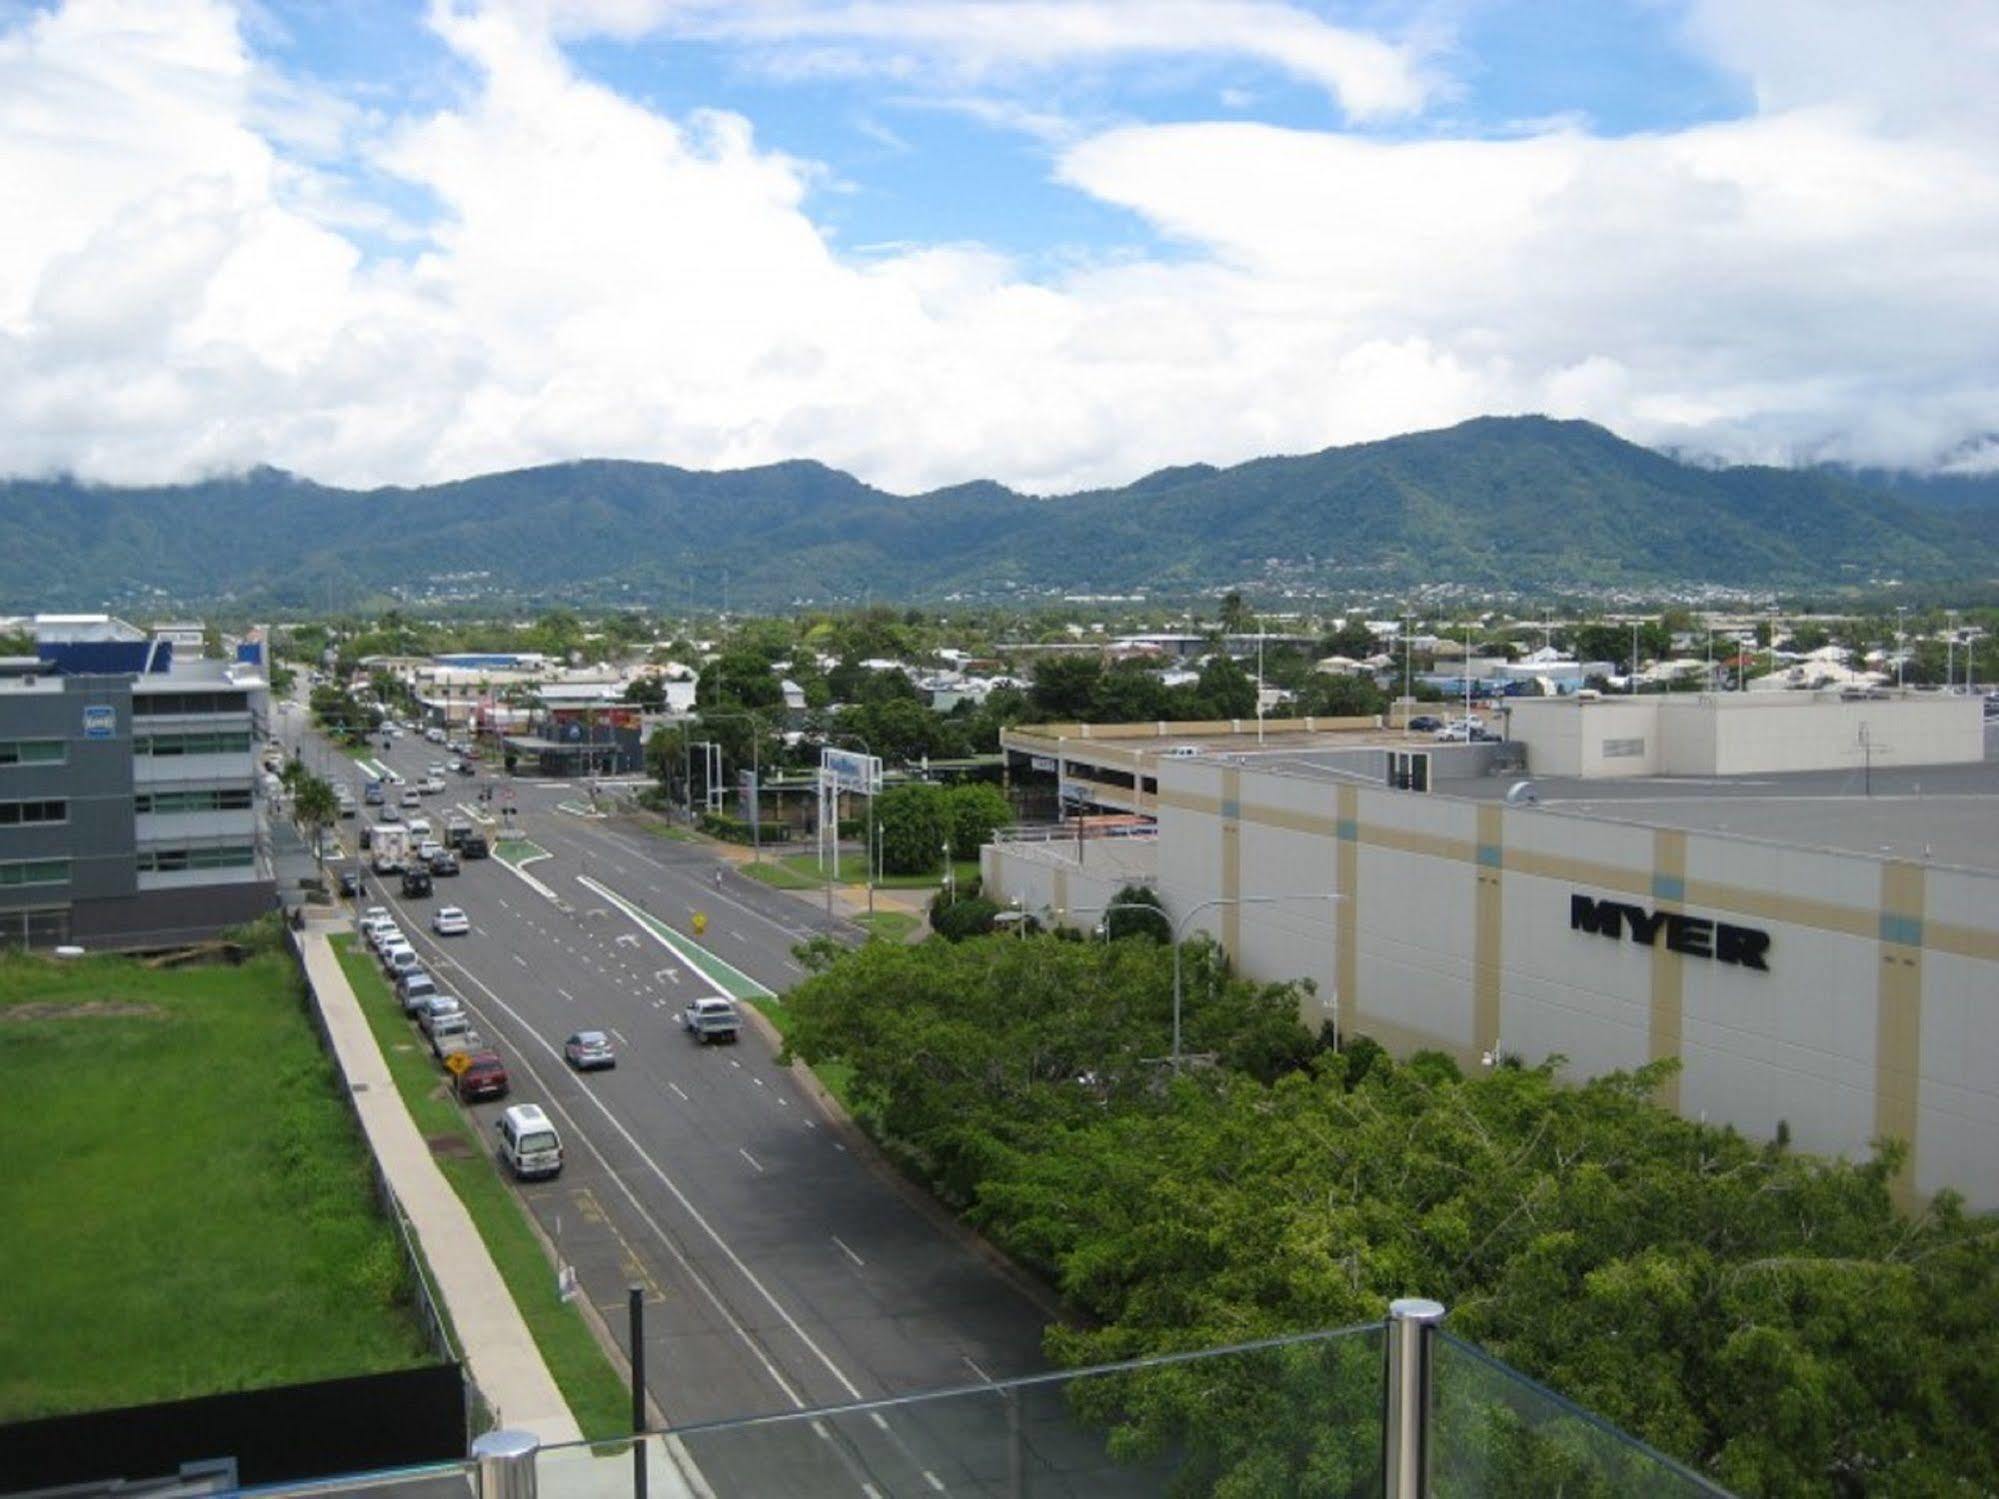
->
[511,953,528,967]
[556,987,574,1002]
[473,926,488,937]
[832,1235,864,1268]
[497,897,512,910]
[739,1147,764,1174]
[729,930,747,943]
[777,1096,788,1107]
[871,1414,890,1433]
[385,914,864,1408]
[834,1142,847,1152]
[861,1486,882,1499]
[963,1355,991,1383]
[611,1029,630,1047]
[753,1076,766,1088]
[803,1119,816,1130]
[668,1082,690,1101]
[730,1058,742,1069]
[922,1471,945,1492]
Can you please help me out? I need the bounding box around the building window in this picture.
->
[0,907,69,949]
[132,692,248,717]
[136,845,254,872]
[0,740,65,767]
[0,800,67,825]
[1602,737,1647,759]
[0,859,70,887]
[134,788,252,814]
[132,730,252,757]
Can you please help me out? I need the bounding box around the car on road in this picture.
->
[407,818,433,841]
[454,1050,510,1103]
[428,1011,475,1057]
[416,839,444,865]
[497,1104,562,1180]
[427,762,446,778]
[1407,715,1443,733]
[400,787,421,808]
[377,804,401,824]
[383,944,421,980]
[680,996,743,1045]
[401,866,433,898]
[425,726,447,744]
[429,848,461,876]
[563,1030,616,1070]
[417,993,463,1036]
[461,832,490,859]
[453,759,476,776]
[338,869,365,898]
[368,922,404,955]
[432,905,470,936]
[418,776,445,795]
[396,969,441,1014]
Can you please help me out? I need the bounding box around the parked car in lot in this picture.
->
[432,905,470,936]
[454,1050,510,1102]
[563,1030,616,1070]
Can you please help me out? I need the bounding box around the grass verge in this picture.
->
[774,854,979,891]
[0,950,431,1420]
[332,939,631,1439]
[854,911,921,944]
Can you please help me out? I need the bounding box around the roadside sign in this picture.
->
[692,911,708,937]
[444,1051,471,1076]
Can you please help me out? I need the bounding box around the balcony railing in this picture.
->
[233,1301,1727,1499]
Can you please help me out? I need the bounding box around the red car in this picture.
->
[455,1050,510,1102]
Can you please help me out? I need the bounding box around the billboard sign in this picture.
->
[82,704,116,740]
[821,747,883,796]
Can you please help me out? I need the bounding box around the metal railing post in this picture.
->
[472,1429,540,1499]
[1383,1298,1446,1499]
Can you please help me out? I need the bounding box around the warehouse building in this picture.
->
[0,617,275,949]
[989,700,1999,1209]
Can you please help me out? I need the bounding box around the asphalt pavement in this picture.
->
[273,703,1145,1498]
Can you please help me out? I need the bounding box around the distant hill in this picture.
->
[0,417,1990,611]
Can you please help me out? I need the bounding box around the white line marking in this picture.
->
[834,1142,847,1152]
[871,1413,890,1432]
[922,1470,945,1492]
[739,1147,764,1174]
[556,987,574,1002]
[730,1058,742,1069]
[611,1029,630,1047]
[963,1355,991,1383]
[668,1082,690,1101]
[511,953,527,967]
[804,1119,816,1130]
[861,1486,882,1498]
[832,1236,864,1268]
[729,930,747,943]
[777,1096,788,1107]
[753,1076,766,1088]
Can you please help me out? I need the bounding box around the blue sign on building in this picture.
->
[82,704,116,740]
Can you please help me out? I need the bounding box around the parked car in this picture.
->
[428,1011,474,1057]
[396,969,441,1014]
[454,1050,510,1102]
[383,945,421,980]
[417,993,463,1036]
[432,905,470,936]
[563,1030,616,1070]
[338,868,365,898]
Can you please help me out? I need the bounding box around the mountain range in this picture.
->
[0,416,1992,612]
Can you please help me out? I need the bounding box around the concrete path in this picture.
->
[297,925,584,1446]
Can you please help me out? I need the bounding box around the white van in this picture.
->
[497,1104,562,1180]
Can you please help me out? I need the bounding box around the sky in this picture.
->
[1,0,1996,494]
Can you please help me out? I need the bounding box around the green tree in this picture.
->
[622,676,667,712]
[1218,591,1255,634]
[1299,673,1387,718]
[1185,653,1257,719]
[946,782,1012,855]
[873,782,953,874]
[292,773,339,867]
[1029,656,1104,720]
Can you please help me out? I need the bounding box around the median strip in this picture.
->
[576,875,772,1000]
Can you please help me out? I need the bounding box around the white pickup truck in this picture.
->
[680,996,742,1045]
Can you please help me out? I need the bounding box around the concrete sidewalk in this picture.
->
[297,925,583,1446]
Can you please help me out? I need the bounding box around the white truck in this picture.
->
[680,996,743,1045]
[371,823,412,874]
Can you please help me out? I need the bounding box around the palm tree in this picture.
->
[293,775,339,870]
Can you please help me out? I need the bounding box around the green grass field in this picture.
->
[0,950,432,1421]
[332,941,631,1439]
[763,853,979,891]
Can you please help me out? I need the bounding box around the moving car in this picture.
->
[563,1030,616,1070]
[400,787,421,808]
[680,996,742,1045]
[429,848,460,876]
[401,866,433,898]
[416,839,444,865]
[417,776,445,795]
[378,804,401,824]
[453,759,476,776]
[461,832,490,859]
[432,905,470,936]
[455,1050,510,1103]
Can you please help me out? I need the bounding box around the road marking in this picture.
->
[777,1096,788,1107]
[963,1355,991,1383]
[861,1486,882,1499]
[473,926,488,937]
[611,1029,630,1047]
[497,897,512,910]
[922,1470,945,1492]
[871,1414,890,1433]
[804,1119,816,1130]
[834,1142,847,1152]
[753,1076,766,1088]
[556,987,574,1002]
[512,954,527,967]
[668,1082,689,1101]
[739,1147,764,1174]
[730,1058,742,1069]
[729,930,747,943]
[832,1235,864,1268]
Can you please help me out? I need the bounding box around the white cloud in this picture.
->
[0,0,1996,497]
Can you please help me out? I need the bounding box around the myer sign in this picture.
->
[1570,894,1770,971]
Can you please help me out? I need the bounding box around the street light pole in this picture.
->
[1169,891,1343,1069]
[702,710,763,862]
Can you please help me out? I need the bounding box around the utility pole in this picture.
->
[1630,619,1639,695]
[1897,607,1908,689]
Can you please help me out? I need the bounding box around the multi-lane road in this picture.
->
[275,701,1146,1496]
